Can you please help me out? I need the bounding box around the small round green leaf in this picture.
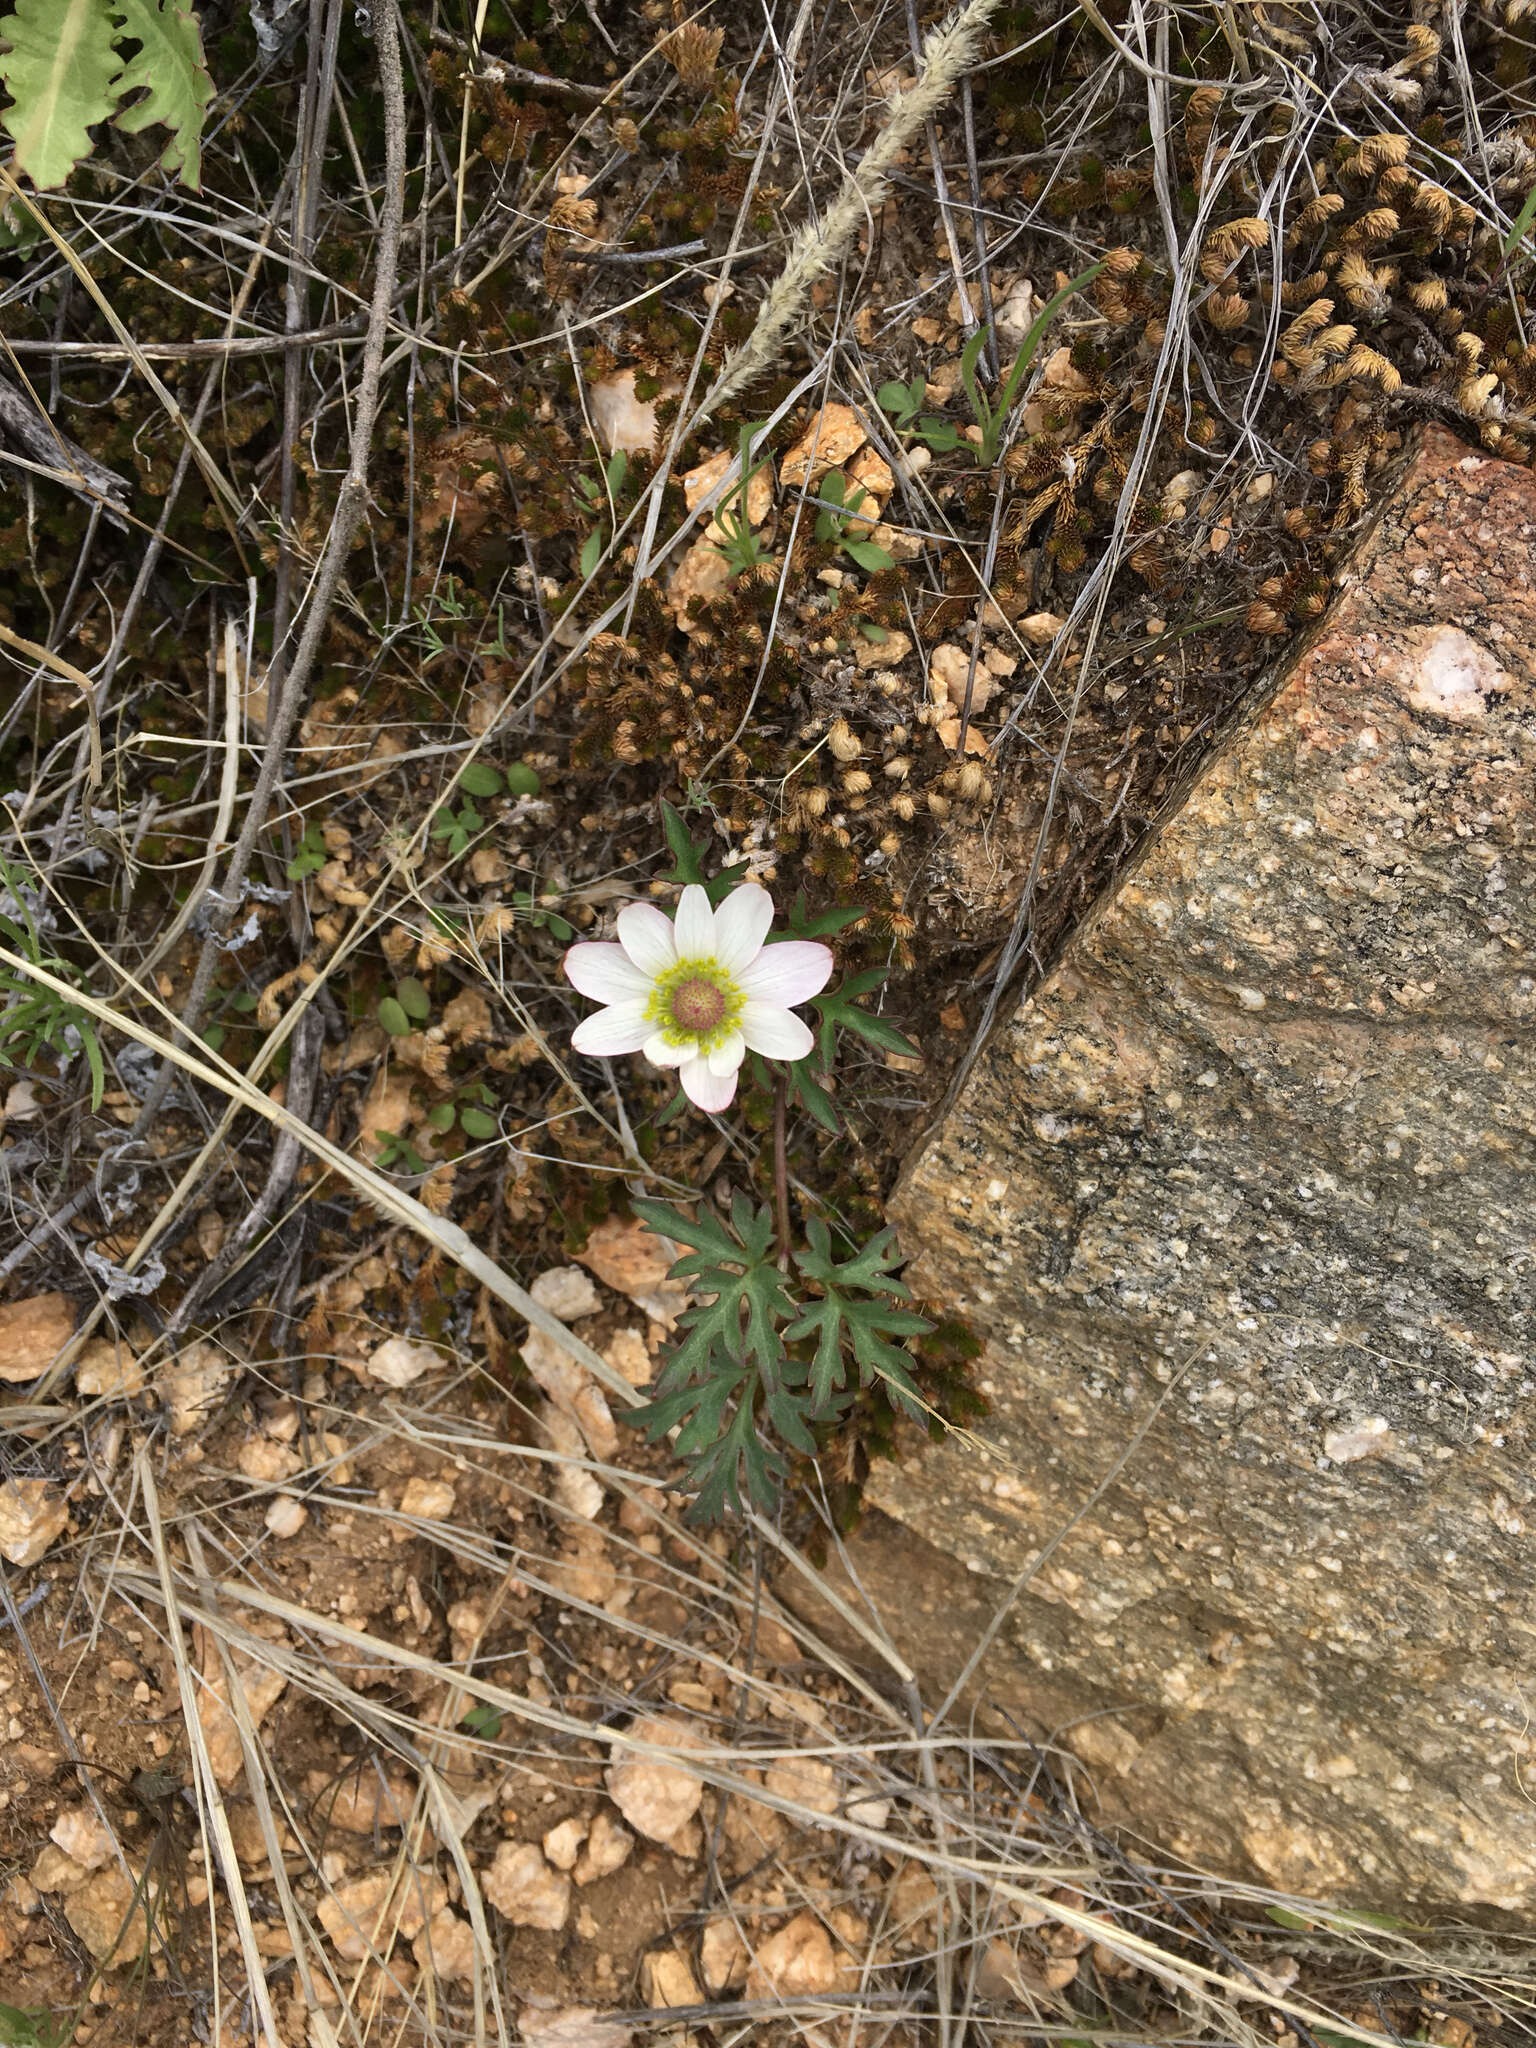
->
[396,976,431,1020]
[504,762,541,797]
[378,997,411,1036]
[458,762,504,797]
[459,1106,499,1140]
[425,1101,456,1131]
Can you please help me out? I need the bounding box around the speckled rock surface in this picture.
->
[869,429,1536,1908]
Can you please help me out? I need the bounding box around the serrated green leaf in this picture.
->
[112,0,213,188]
[0,0,120,191]
[457,761,504,797]
[395,976,431,1019]
[918,417,962,451]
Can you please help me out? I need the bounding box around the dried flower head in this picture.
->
[663,22,725,90]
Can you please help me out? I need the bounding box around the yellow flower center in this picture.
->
[646,959,743,1051]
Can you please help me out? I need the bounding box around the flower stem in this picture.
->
[772,1072,792,1267]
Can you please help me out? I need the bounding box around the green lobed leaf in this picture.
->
[112,0,213,189]
[0,0,121,191]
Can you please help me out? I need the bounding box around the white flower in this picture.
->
[563,883,834,1113]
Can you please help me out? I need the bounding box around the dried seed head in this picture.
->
[1460,372,1501,415]
[1294,192,1345,235]
[926,791,951,819]
[1344,344,1402,392]
[1403,24,1441,66]
[891,792,916,821]
[1408,276,1448,312]
[1210,215,1270,254]
[612,116,641,152]
[1345,134,1412,178]
[879,832,901,856]
[1282,506,1314,537]
[1315,323,1358,356]
[1411,182,1454,234]
[1345,205,1400,243]
[800,785,830,818]
[1453,331,1484,366]
[1245,602,1288,635]
[1204,291,1249,331]
[1187,85,1223,127]
[662,23,725,89]
[955,763,990,803]
[826,718,861,762]
[840,769,872,795]
[1102,244,1140,280]
[883,756,912,782]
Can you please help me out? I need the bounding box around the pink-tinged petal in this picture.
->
[680,1055,738,1113]
[737,939,834,1006]
[615,901,677,979]
[564,942,651,1004]
[571,1001,651,1055]
[712,884,774,973]
[739,1001,814,1061]
[706,1028,745,1078]
[673,883,716,960]
[643,1032,696,1069]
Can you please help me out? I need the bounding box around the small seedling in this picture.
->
[429,797,485,861]
[456,760,542,800]
[414,575,473,662]
[378,976,431,1037]
[0,858,105,1110]
[425,1081,500,1141]
[0,2001,70,2048]
[879,260,1105,467]
[876,373,964,453]
[813,473,895,572]
[375,1130,428,1174]
[512,888,574,941]
[285,819,327,879]
[575,449,630,578]
[460,1703,503,1739]
[711,421,774,577]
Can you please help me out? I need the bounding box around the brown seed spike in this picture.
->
[662,23,725,90]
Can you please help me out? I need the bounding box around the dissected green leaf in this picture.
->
[0,0,120,190]
[813,967,921,1060]
[0,0,212,191]
[113,0,213,189]
[788,1219,930,1412]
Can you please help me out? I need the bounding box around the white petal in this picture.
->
[571,1002,651,1055]
[680,1055,738,1113]
[564,942,651,1004]
[615,901,677,978]
[739,1001,815,1061]
[712,884,774,973]
[737,939,834,1007]
[673,883,716,960]
[643,1032,696,1069]
[706,1029,745,1077]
